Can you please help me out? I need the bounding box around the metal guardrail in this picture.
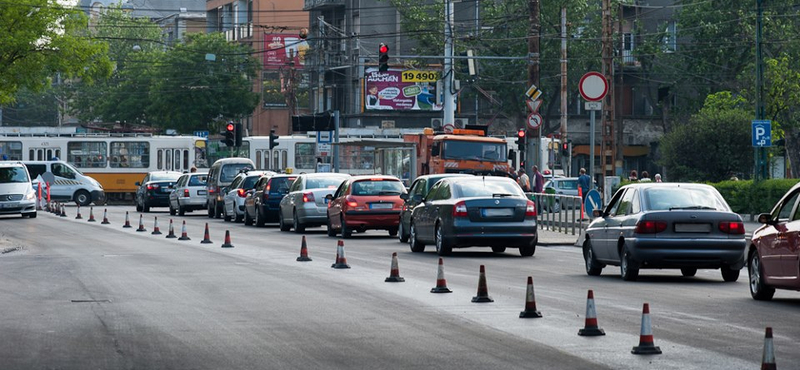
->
[526,192,586,236]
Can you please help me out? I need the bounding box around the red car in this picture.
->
[326,175,406,238]
[750,184,800,300]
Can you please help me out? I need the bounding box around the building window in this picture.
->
[663,21,676,53]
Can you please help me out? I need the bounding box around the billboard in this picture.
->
[364,69,442,111]
[263,34,310,69]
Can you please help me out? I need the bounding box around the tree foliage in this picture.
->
[659,92,752,182]
[0,0,112,105]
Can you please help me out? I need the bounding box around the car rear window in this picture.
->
[0,167,29,183]
[269,177,296,194]
[242,176,260,189]
[307,177,347,189]
[644,187,730,211]
[455,180,524,198]
[151,173,182,182]
[221,164,254,183]
[188,174,208,186]
[351,180,405,196]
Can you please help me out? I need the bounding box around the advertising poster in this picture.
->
[364,69,442,111]
[263,34,310,69]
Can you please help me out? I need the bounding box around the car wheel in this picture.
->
[583,240,603,276]
[749,252,775,300]
[341,216,352,238]
[721,265,740,282]
[620,247,639,281]
[169,204,176,216]
[681,268,697,277]
[326,216,337,237]
[255,208,265,227]
[235,212,243,223]
[492,246,506,253]
[293,210,305,233]
[398,221,409,243]
[279,211,291,231]
[215,203,222,219]
[519,243,536,257]
[136,199,143,212]
[435,223,452,256]
[409,221,425,252]
[27,212,37,219]
[74,190,91,206]
[244,210,253,226]
[388,227,398,237]
[178,205,185,216]
[143,201,150,213]
[223,206,232,222]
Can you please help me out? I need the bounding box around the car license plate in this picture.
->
[482,208,513,217]
[674,223,711,233]
[198,190,207,195]
[370,203,393,209]
[0,202,19,209]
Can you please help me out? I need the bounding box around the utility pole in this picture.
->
[755,0,766,180]
[560,7,568,175]
[443,0,455,128]
[528,0,540,174]
[601,0,616,181]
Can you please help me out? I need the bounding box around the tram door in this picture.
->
[29,147,61,161]
[157,148,190,172]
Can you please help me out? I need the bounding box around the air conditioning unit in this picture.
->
[454,118,468,128]
[430,118,443,129]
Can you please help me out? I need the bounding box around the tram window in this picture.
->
[255,150,261,169]
[183,150,189,169]
[157,150,163,169]
[110,142,149,168]
[37,150,43,161]
[281,150,287,170]
[0,141,22,160]
[272,150,279,170]
[166,150,172,170]
[68,141,107,168]
[263,151,270,170]
[46,150,53,160]
[174,149,181,170]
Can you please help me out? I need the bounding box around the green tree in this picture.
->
[764,56,800,178]
[0,0,111,104]
[659,92,752,182]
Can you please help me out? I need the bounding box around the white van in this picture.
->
[22,160,105,206]
[206,158,255,218]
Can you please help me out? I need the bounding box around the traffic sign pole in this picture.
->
[580,72,608,189]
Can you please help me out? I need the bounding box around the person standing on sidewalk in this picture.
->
[517,168,531,192]
[578,168,591,201]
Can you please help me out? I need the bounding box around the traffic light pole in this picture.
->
[442,0,455,129]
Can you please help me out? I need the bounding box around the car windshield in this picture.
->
[442,140,507,162]
[352,180,405,196]
[307,176,347,189]
[455,180,524,198]
[644,187,730,211]
[242,176,260,189]
[221,164,254,183]
[150,173,182,182]
[188,174,208,186]
[0,167,29,183]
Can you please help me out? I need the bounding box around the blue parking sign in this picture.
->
[752,120,771,147]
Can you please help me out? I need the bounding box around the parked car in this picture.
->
[223,170,274,222]
[168,171,209,216]
[540,177,597,212]
[408,176,537,256]
[0,161,37,218]
[278,173,350,232]
[749,182,800,300]
[135,171,183,212]
[326,175,406,238]
[243,174,297,227]
[582,183,746,282]
[206,158,255,218]
[398,174,473,242]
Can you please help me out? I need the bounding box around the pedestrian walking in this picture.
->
[578,168,591,201]
[517,169,531,192]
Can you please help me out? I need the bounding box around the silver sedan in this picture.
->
[278,173,350,233]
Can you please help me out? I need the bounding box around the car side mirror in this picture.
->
[412,194,423,203]
[758,213,773,225]
[399,193,408,200]
[592,209,603,218]
[135,182,140,186]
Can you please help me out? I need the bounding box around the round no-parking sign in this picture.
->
[579,72,608,102]
[527,113,542,130]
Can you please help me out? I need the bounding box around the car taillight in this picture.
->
[635,220,667,234]
[345,195,358,208]
[183,189,189,197]
[719,221,745,235]
[453,201,468,218]
[525,200,537,217]
[237,189,247,197]
[209,186,216,194]
[147,184,159,191]
[303,192,315,203]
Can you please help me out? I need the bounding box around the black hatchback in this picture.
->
[135,171,183,212]
[243,174,297,226]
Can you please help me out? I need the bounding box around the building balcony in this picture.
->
[303,0,344,11]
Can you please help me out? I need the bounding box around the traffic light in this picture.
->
[269,129,279,150]
[378,43,389,72]
[222,123,235,147]
[561,141,569,157]
[516,129,526,153]
[234,123,243,147]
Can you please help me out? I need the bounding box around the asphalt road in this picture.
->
[0,206,797,370]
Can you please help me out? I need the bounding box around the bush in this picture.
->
[711,179,798,215]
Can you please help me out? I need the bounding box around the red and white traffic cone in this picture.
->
[578,290,604,335]
[151,217,162,235]
[101,208,110,224]
[178,220,191,240]
[135,214,147,232]
[472,265,494,303]
[200,223,213,244]
[220,230,234,248]
[75,205,82,219]
[331,240,350,269]
[519,276,542,318]
[122,211,132,228]
[165,219,177,238]
[87,206,96,222]
[385,252,405,282]
[60,204,67,217]
[296,236,312,262]
[430,257,452,293]
[761,327,776,370]
[631,303,662,355]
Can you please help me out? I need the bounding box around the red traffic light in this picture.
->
[562,143,568,150]
[517,129,526,138]
[226,123,235,131]
[379,43,389,53]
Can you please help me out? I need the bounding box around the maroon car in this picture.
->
[326,175,406,238]
[749,183,800,300]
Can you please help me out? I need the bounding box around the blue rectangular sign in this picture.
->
[752,120,771,147]
[193,130,209,139]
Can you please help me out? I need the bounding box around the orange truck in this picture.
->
[403,128,510,179]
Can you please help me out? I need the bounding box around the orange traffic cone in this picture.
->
[101,208,110,224]
[762,327,776,370]
[631,303,662,355]
[178,220,191,240]
[60,204,67,217]
[296,236,312,262]
[331,240,350,269]
[519,276,542,318]
[472,265,494,303]
[220,230,234,248]
[75,205,82,219]
[385,252,405,282]
[578,290,604,335]
[200,223,213,244]
[430,258,452,293]
[136,214,147,232]
[165,219,177,238]
[87,206,96,222]
[122,211,132,228]
[151,217,162,235]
